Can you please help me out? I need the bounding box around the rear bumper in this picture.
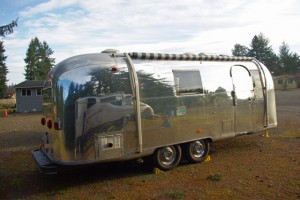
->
[32,149,58,174]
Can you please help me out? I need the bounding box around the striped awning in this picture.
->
[128,52,252,62]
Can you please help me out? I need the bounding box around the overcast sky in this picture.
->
[1,0,300,85]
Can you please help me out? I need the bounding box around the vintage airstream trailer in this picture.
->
[32,49,277,174]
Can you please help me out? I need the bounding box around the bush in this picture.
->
[8,108,16,113]
[0,99,16,110]
[0,108,16,115]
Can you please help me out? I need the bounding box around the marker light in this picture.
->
[47,120,52,129]
[197,129,203,134]
[41,117,46,125]
[111,66,118,72]
[54,121,62,130]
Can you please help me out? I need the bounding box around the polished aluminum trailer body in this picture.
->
[32,50,277,173]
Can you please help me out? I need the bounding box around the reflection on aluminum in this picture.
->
[42,53,277,164]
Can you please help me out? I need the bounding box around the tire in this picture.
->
[183,140,210,163]
[153,145,182,171]
[141,108,154,119]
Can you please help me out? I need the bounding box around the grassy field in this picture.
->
[0,90,299,200]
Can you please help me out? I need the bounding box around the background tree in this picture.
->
[0,41,8,98]
[278,42,300,74]
[247,33,280,74]
[231,33,281,74]
[24,37,55,80]
[232,44,249,56]
[0,19,18,98]
[0,18,18,37]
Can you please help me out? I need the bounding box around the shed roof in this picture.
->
[273,75,295,79]
[14,80,44,89]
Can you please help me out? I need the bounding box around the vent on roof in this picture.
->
[101,49,120,54]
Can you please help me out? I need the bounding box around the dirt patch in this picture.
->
[0,90,300,200]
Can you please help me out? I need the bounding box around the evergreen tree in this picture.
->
[24,37,39,80]
[248,33,279,68]
[278,42,300,74]
[233,33,280,74]
[24,37,55,80]
[232,44,249,56]
[0,19,18,98]
[0,18,18,37]
[0,41,8,98]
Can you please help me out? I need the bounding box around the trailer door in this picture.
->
[250,70,265,132]
[231,65,254,134]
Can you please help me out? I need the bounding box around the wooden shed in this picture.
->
[273,75,297,90]
[14,80,44,113]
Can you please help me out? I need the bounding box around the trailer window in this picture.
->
[250,70,263,99]
[172,70,203,95]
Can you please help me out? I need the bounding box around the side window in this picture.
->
[278,79,283,84]
[36,88,42,96]
[124,95,134,106]
[21,89,32,96]
[288,79,293,84]
[172,69,203,95]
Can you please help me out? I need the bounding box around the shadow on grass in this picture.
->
[1,156,155,199]
[0,132,278,199]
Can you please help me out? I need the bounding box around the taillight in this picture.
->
[54,121,62,130]
[41,117,46,125]
[47,120,52,129]
[111,66,118,72]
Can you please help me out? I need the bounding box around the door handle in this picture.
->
[231,91,237,106]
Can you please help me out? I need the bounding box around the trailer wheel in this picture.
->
[153,145,182,171]
[183,140,209,163]
[141,108,154,119]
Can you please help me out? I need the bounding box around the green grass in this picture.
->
[207,173,222,181]
[279,130,300,139]
[165,190,185,199]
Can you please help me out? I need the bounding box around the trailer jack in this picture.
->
[262,130,269,137]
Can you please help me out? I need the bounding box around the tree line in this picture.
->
[232,33,300,76]
[0,19,19,98]
[1,19,55,98]
[23,37,55,80]
[0,37,55,98]
[1,20,300,98]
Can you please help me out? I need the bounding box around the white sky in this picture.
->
[1,0,300,85]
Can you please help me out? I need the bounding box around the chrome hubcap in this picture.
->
[160,146,176,165]
[191,141,205,158]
